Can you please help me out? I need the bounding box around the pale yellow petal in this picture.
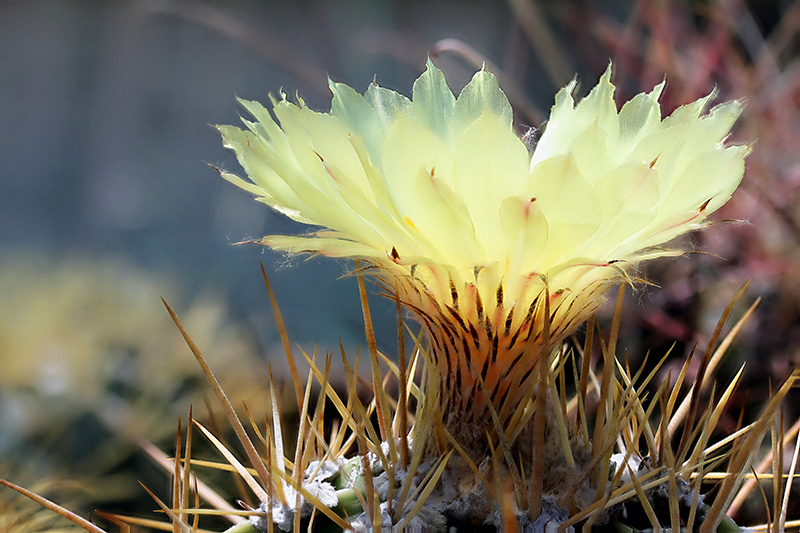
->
[529,154,601,268]
[412,59,456,143]
[364,82,412,133]
[499,195,549,290]
[617,81,664,148]
[452,112,530,260]
[329,79,384,166]
[381,113,453,230]
[452,68,513,134]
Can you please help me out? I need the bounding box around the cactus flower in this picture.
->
[218,61,747,446]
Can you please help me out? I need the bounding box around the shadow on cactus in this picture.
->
[3,62,799,531]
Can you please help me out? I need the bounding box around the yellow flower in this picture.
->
[218,61,747,442]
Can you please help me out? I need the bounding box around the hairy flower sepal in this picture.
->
[218,61,747,451]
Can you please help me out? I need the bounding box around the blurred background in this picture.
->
[2,0,799,529]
